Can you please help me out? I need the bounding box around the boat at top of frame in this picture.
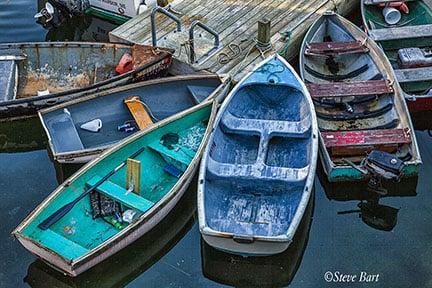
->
[0,42,173,121]
[361,0,432,130]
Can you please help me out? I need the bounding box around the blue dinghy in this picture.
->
[198,54,318,256]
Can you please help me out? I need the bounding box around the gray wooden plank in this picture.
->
[129,0,205,42]
[370,24,432,41]
[110,0,357,80]
[110,0,201,42]
[139,0,240,44]
[199,0,298,71]
[148,0,283,65]
[395,66,432,83]
[222,0,347,80]
[215,0,325,75]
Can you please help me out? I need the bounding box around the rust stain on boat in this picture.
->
[19,72,91,98]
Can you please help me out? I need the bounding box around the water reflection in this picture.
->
[0,117,47,153]
[53,162,85,184]
[201,191,314,287]
[318,163,418,232]
[24,179,197,288]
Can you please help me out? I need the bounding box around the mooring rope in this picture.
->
[278,30,292,59]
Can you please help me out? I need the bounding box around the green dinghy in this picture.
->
[13,100,216,277]
[362,0,432,129]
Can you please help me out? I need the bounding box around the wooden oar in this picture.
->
[38,147,146,230]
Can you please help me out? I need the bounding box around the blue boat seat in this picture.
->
[221,111,311,138]
[148,140,194,171]
[37,228,89,260]
[45,111,85,153]
[87,176,154,213]
[206,157,309,183]
[0,60,18,102]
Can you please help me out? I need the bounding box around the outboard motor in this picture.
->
[34,1,71,29]
[343,150,405,195]
[363,150,405,195]
[50,0,90,15]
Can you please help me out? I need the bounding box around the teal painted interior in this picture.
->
[21,104,212,261]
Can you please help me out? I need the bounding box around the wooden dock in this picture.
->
[110,0,358,81]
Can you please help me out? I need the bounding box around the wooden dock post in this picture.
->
[257,18,271,47]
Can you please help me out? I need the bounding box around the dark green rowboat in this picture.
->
[362,0,432,129]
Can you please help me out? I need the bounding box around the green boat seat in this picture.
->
[37,228,89,260]
[306,80,393,98]
[87,176,155,213]
[0,60,18,102]
[370,24,432,42]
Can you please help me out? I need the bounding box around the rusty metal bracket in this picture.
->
[188,20,220,64]
[151,7,182,47]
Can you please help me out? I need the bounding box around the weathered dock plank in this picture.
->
[110,0,358,81]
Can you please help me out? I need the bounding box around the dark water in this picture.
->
[1,1,432,287]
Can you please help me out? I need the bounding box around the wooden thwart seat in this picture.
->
[306,41,369,56]
[124,96,153,130]
[221,111,311,138]
[307,80,393,98]
[395,66,432,83]
[322,128,412,156]
[87,176,154,213]
[370,24,432,42]
[207,158,309,182]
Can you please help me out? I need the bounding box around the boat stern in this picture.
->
[13,233,78,276]
[201,229,291,256]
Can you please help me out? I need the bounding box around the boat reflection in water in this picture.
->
[201,190,314,287]
[0,117,47,153]
[318,163,418,231]
[53,162,84,185]
[24,179,197,287]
